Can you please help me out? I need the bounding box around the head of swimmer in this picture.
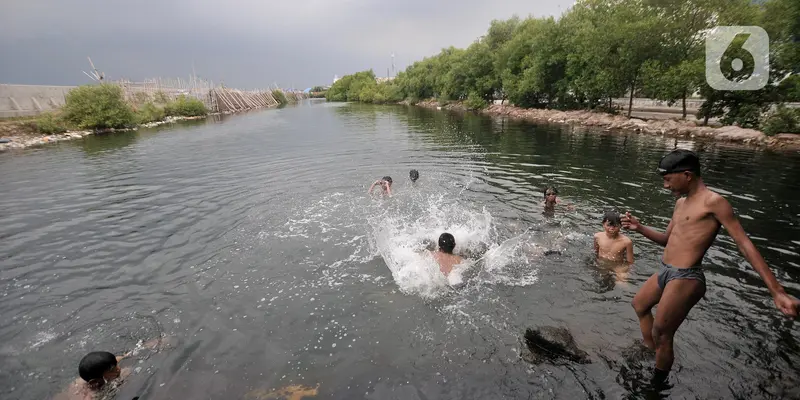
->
[380,176,393,190]
[409,169,419,183]
[79,351,120,389]
[543,186,558,205]
[438,233,456,254]
[602,210,621,237]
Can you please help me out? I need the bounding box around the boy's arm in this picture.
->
[622,212,673,247]
[367,181,378,194]
[709,195,799,317]
[625,238,634,264]
[386,185,392,197]
[593,234,599,256]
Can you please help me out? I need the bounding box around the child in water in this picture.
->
[543,186,575,215]
[409,169,419,183]
[55,337,168,400]
[594,210,634,284]
[368,176,393,197]
[431,233,463,276]
[594,210,634,263]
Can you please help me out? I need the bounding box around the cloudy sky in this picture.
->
[0,0,573,89]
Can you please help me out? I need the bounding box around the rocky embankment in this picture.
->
[413,100,800,150]
[0,116,206,151]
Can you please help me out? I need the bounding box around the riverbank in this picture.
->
[411,100,800,151]
[0,115,207,152]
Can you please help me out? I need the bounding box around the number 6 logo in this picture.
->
[705,26,770,91]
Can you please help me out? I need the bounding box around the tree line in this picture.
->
[326,0,799,134]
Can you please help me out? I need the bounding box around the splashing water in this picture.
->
[366,190,542,298]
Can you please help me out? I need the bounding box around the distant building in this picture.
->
[376,76,395,84]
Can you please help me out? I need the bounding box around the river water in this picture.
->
[1,101,799,400]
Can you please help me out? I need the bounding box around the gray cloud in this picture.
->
[0,0,573,89]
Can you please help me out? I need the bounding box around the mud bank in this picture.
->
[411,100,800,151]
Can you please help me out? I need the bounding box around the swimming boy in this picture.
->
[409,169,419,183]
[622,149,799,383]
[431,233,463,276]
[55,337,168,400]
[368,176,393,196]
[594,210,634,264]
[543,186,560,213]
[543,186,575,214]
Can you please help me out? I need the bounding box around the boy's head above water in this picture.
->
[409,169,419,182]
[79,351,120,387]
[381,176,393,186]
[438,233,456,254]
[602,210,621,235]
[544,186,558,205]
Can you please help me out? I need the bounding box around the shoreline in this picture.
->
[0,115,209,152]
[411,100,800,151]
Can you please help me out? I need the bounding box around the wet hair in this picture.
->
[602,210,621,226]
[381,176,393,185]
[543,186,558,198]
[438,233,456,254]
[409,169,419,182]
[658,149,701,177]
[78,351,117,383]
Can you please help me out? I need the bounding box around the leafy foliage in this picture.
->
[761,105,800,135]
[163,95,208,117]
[135,102,167,124]
[34,112,69,134]
[333,0,798,133]
[63,84,136,130]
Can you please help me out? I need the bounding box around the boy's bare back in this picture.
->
[432,251,462,276]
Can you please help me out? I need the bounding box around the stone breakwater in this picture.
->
[0,116,206,152]
[412,100,800,150]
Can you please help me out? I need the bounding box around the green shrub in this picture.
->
[761,105,800,136]
[62,84,136,129]
[721,103,764,129]
[163,95,208,117]
[34,112,68,134]
[136,102,166,124]
[778,75,800,102]
[272,90,289,105]
[465,92,488,110]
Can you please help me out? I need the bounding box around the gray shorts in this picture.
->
[657,260,706,290]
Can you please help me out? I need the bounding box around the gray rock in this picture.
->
[522,326,590,365]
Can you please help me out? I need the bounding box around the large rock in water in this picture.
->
[522,326,590,364]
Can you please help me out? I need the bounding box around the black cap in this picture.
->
[658,149,700,176]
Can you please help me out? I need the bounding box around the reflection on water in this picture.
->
[1,101,799,399]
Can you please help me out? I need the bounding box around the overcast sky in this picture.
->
[0,0,573,89]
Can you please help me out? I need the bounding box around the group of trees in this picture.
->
[325,71,402,104]
[329,0,799,133]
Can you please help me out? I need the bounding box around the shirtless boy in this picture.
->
[55,337,168,400]
[368,176,393,197]
[431,233,462,276]
[622,149,799,383]
[594,210,634,264]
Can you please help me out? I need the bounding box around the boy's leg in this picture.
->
[651,278,706,371]
[631,273,662,349]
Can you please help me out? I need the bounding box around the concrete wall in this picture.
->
[0,84,76,117]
